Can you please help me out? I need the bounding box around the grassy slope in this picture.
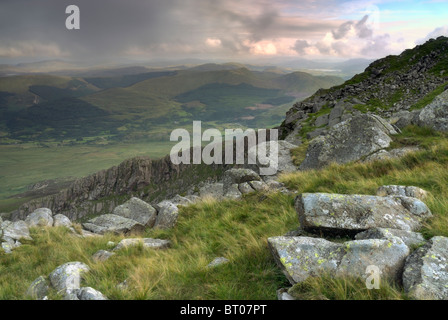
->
[1,126,448,300]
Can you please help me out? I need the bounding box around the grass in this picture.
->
[1,125,448,300]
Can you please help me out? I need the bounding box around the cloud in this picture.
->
[291,39,311,55]
[417,25,448,44]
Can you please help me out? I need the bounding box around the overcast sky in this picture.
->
[0,0,447,63]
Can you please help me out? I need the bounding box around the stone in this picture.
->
[403,236,448,300]
[83,214,145,235]
[1,220,32,241]
[299,114,397,170]
[199,182,224,199]
[315,114,329,127]
[223,169,261,193]
[269,236,410,285]
[76,287,108,300]
[296,193,432,235]
[277,288,296,300]
[248,180,268,192]
[49,262,90,294]
[376,185,428,201]
[415,90,448,132]
[113,238,171,251]
[249,140,298,176]
[154,201,179,229]
[53,214,72,228]
[113,197,157,227]
[26,276,49,300]
[207,257,230,268]
[223,184,242,200]
[355,228,426,248]
[92,250,115,262]
[268,236,345,284]
[25,208,53,227]
[169,195,193,206]
[238,182,255,194]
[364,147,419,162]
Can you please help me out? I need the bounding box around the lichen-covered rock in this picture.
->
[403,236,448,300]
[299,114,397,170]
[223,169,261,193]
[238,182,255,194]
[83,214,145,235]
[1,220,32,241]
[26,276,49,300]
[268,236,345,284]
[199,182,224,199]
[376,185,428,201]
[336,237,410,283]
[113,238,171,251]
[223,184,242,200]
[53,214,72,228]
[364,147,420,162]
[113,197,157,227]
[355,228,426,247]
[415,90,448,132]
[249,180,268,192]
[154,201,179,229]
[296,193,432,235]
[25,208,53,227]
[49,262,90,294]
[76,287,108,300]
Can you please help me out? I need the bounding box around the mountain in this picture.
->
[0,65,343,143]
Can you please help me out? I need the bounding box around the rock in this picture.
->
[296,193,432,235]
[223,169,261,193]
[269,236,410,285]
[169,195,193,206]
[268,236,345,284]
[92,250,115,262]
[403,236,448,300]
[1,241,14,254]
[207,257,230,268]
[249,140,298,176]
[336,237,410,283]
[49,262,90,294]
[1,220,32,241]
[277,288,296,300]
[83,214,145,235]
[377,185,428,200]
[315,114,329,127]
[113,238,171,251]
[154,201,179,229]
[223,184,242,199]
[25,208,54,227]
[299,114,397,170]
[238,182,255,194]
[113,197,157,227]
[306,128,326,140]
[248,180,268,192]
[199,182,224,199]
[26,276,49,300]
[364,147,420,162]
[53,214,72,228]
[415,90,448,132]
[355,228,426,248]
[76,287,108,300]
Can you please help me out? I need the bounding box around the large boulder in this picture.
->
[82,214,145,235]
[296,193,432,235]
[299,114,397,170]
[1,220,32,241]
[154,201,179,229]
[113,197,157,227]
[268,236,410,285]
[53,214,73,228]
[415,90,448,132]
[403,236,448,300]
[49,262,90,294]
[25,208,53,227]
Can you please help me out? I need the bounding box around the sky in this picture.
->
[0,0,447,64]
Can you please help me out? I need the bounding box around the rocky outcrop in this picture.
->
[415,90,448,132]
[299,114,398,170]
[113,197,157,227]
[296,193,432,235]
[153,201,179,229]
[403,236,448,300]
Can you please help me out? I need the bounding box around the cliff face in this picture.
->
[11,155,224,221]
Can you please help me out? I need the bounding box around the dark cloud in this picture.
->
[291,39,310,55]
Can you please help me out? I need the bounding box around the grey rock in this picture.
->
[377,185,428,200]
[403,236,448,300]
[223,169,261,193]
[25,208,53,227]
[83,214,145,235]
[113,197,157,227]
[277,288,296,300]
[306,128,326,140]
[299,114,397,170]
[207,257,230,268]
[26,276,49,300]
[248,180,268,192]
[415,90,448,132]
[238,182,255,194]
[315,114,329,127]
[92,250,115,262]
[223,184,242,199]
[249,140,298,176]
[1,220,32,241]
[49,262,90,294]
[113,238,171,251]
[296,193,432,235]
[170,195,194,206]
[355,228,426,248]
[53,214,72,228]
[364,147,420,162]
[76,287,108,300]
[154,201,179,229]
[199,182,224,199]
